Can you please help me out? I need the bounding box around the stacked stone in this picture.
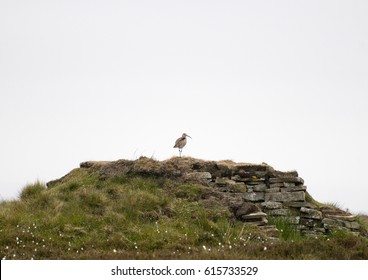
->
[211,164,361,236]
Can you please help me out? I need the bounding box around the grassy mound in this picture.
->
[1,158,368,259]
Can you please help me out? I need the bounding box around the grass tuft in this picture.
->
[19,181,46,200]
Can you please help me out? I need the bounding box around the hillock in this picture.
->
[1,157,368,259]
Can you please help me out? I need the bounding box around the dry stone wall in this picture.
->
[208,163,361,236]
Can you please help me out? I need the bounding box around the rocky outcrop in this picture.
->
[59,157,362,237]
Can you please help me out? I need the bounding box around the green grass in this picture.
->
[1,169,368,260]
[268,216,302,241]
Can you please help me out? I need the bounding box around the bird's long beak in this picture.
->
[187,135,192,139]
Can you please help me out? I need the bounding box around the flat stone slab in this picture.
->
[265,187,280,193]
[324,214,357,222]
[322,218,360,230]
[269,183,284,188]
[261,201,283,210]
[300,207,323,220]
[253,184,267,192]
[269,177,304,184]
[281,185,307,192]
[267,209,290,216]
[244,218,268,226]
[228,183,247,193]
[284,201,317,208]
[242,211,268,220]
[300,218,322,227]
[184,172,212,181]
[235,202,261,218]
[244,192,265,202]
[265,191,305,202]
[215,177,235,186]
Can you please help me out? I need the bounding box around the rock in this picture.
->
[322,218,344,229]
[284,201,317,208]
[324,214,357,222]
[261,201,283,210]
[265,191,305,202]
[244,218,268,226]
[230,175,257,183]
[253,184,267,192]
[231,165,269,174]
[343,221,360,230]
[215,177,234,186]
[269,183,284,188]
[322,217,360,230]
[270,170,299,178]
[244,192,265,202]
[232,170,267,178]
[242,211,268,220]
[184,172,212,182]
[247,179,266,185]
[215,177,247,192]
[281,185,307,192]
[300,218,322,228]
[300,207,323,220]
[265,187,280,193]
[269,177,304,184]
[267,209,290,216]
[228,183,247,193]
[241,212,268,225]
[234,202,261,218]
[269,178,284,184]
[283,182,296,187]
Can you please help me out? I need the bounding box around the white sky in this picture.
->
[1,0,367,213]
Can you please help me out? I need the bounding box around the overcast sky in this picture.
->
[1,0,367,213]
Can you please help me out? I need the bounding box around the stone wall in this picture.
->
[208,163,361,236]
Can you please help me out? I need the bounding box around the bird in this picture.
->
[173,133,191,157]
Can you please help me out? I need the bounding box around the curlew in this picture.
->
[173,133,191,157]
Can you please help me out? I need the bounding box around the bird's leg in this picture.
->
[179,148,182,157]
